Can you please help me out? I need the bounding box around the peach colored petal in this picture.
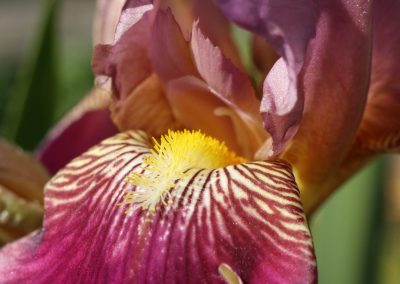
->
[0,139,47,244]
[191,23,259,115]
[282,1,373,213]
[166,76,266,158]
[111,74,179,136]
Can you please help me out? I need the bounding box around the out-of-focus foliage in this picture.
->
[0,0,94,150]
[0,0,59,150]
[311,158,385,284]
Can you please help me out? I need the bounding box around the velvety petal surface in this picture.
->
[0,131,316,283]
[110,73,179,135]
[0,139,48,244]
[214,0,317,153]
[36,89,117,175]
[355,0,400,154]
[281,1,372,213]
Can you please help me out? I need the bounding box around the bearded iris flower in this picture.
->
[0,0,399,283]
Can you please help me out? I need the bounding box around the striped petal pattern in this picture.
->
[0,131,316,283]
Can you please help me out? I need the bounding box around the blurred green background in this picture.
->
[0,1,399,283]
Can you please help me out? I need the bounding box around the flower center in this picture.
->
[122,130,245,213]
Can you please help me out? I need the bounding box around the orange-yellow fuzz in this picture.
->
[122,130,245,213]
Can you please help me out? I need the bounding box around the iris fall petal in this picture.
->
[0,131,316,283]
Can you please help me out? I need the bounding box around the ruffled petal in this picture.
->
[92,11,153,98]
[0,139,48,244]
[160,0,242,68]
[114,0,154,42]
[355,0,400,153]
[214,0,317,152]
[36,89,117,174]
[191,23,259,116]
[0,131,316,283]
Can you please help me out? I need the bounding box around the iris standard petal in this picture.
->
[92,10,153,98]
[191,23,259,116]
[281,1,373,213]
[149,9,198,82]
[355,0,400,154]
[110,73,179,135]
[166,76,266,159]
[214,0,317,153]
[0,131,316,283]
[36,89,117,174]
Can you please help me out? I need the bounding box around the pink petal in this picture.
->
[110,73,179,135]
[92,11,153,98]
[36,89,117,174]
[0,131,316,283]
[191,23,260,116]
[149,9,197,82]
[114,0,154,43]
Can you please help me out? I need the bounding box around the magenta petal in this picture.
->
[149,9,197,81]
[0,131,316,283]
[36,90,117,174]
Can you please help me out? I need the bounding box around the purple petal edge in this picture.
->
[214,0,317,155]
